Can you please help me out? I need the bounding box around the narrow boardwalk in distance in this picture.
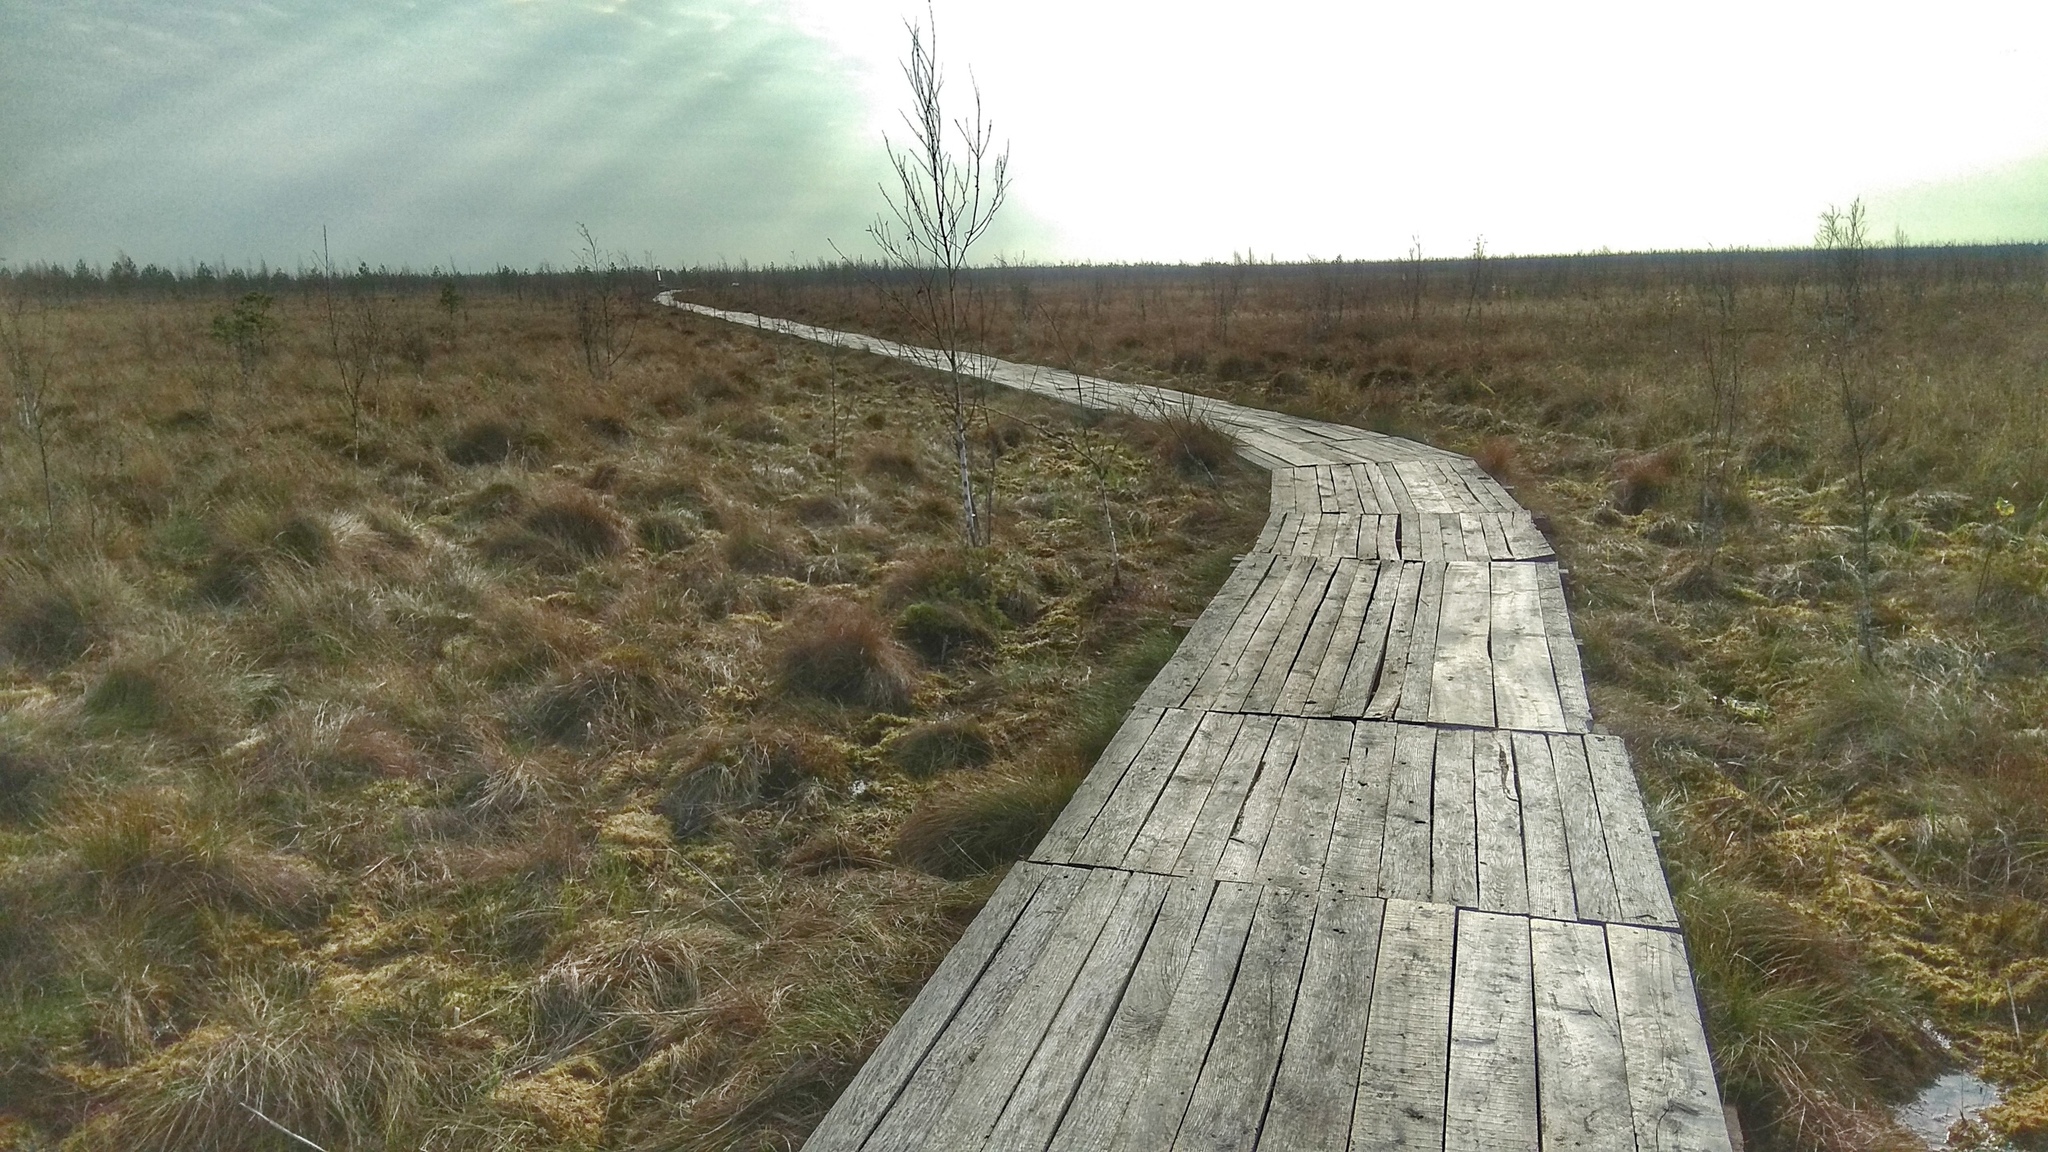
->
[657,295,1732,1152]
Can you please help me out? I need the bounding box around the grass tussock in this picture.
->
[894,767,1077,879]
[0,279,1263,1150]
[775,599,917,712]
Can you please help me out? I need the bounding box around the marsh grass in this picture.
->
[0,283,1264,1150]
[713,247,2048,1150]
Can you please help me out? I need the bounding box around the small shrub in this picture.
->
[1473,436,1519,482]
[793,494,850,527]
[887,718,994,778]
[775,599,916,712]
[860,446,920,482]
[895,601,997,666]
[1153,409,1238,478]
[528,933,700,1053]
[85,665,170,732]
[637,514,695,554]
[193,545,262,606]
[525,494,626,559]
[60,788,328,920]
[0,741,49,819]
[722,519,799,575]
[1611,446,1684,515]
[447,418,521,465]
[2,592,90,670]
[895,769,1077,878]
[520,650,680,745]
[270,513,333,567]
[655,725,839,839]
[784,829,883,873]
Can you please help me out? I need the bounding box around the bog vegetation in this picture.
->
[693,234,2048,1151]
[0,263,1265,1150]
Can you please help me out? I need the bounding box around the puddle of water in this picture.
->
[1895,1071,2002,1148]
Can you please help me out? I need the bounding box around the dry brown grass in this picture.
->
[707,247,2048,1150]
[0,280,1265,1150]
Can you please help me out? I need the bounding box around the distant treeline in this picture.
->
[6,242,2044,301]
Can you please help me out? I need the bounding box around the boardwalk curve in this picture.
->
[656,295,1732,1152]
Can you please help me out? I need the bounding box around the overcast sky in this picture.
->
[3,0,2044,271]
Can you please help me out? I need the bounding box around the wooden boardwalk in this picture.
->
[657,296,1731,1152]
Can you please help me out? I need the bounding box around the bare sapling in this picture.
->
[573,225,637,381]
[1464,236,1489,328]
[1694,257,1746,546]
[1402,237,1426,326]
[319,232,385,452]
[1816,199,1880,663]
[1,290,60,537]
[868,5,1010,547]
[1035,302,1125,589]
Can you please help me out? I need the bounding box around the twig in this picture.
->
[240,1103,330,1152]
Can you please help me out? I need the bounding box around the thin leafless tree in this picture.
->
[868,5,1010,547]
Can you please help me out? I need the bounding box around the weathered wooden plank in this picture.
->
[1457,513,1492,560]
[1534,563,1595,732]
[1124,711,1248,874]
[801,863,1053,1152]
[1244,559,1342,712]
[1609,924,1735,1152]
[1106,881,1263,1152]
[1280,557,1368,715]
[1427,561,1496,728]
[1217,718,1307,883]
[1180,554,1297,708]
[1256,718,1354,888]
[1585,734,1680,927]
[1068,709,1204,867]
[1327,561,1404,719]
[921,868,1134,1148]
[1193,555,1317,711]
[1174,715,1282,878]
[1037,707,1170,861]
[1551,735,1622,924]
[1139,552,1277,711]
[1309,511,1343,560]
[1472,731,1529,915]
[1374,514,1401,562]
[1476,512,1514,561]
[1173,885,1316,1152]
[1490,561,1569,733]
[1511,731,1579,922]
[1365,461,1410,515]
[1324,722,1394,893]
[1351,898,1455,1151]
[984,873,1174,1152]
[1332,464,1364,516]
[1377,725,1436,903]
[1504,512,1556,561]
[1437,514,1470,561]
[862,866,1091,1152]
[1530,918,1635,1152]
[1395,460,1457,513]
[1431,729,1480,908]
[1317,464,1342,513]
[1364,562,1426,720]
[1049,876,1214,1152]
[1414,514,1446,562]
[1260,891,1384,1150]
[1445,910,1538,1152]
[1288,511,1321,558]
